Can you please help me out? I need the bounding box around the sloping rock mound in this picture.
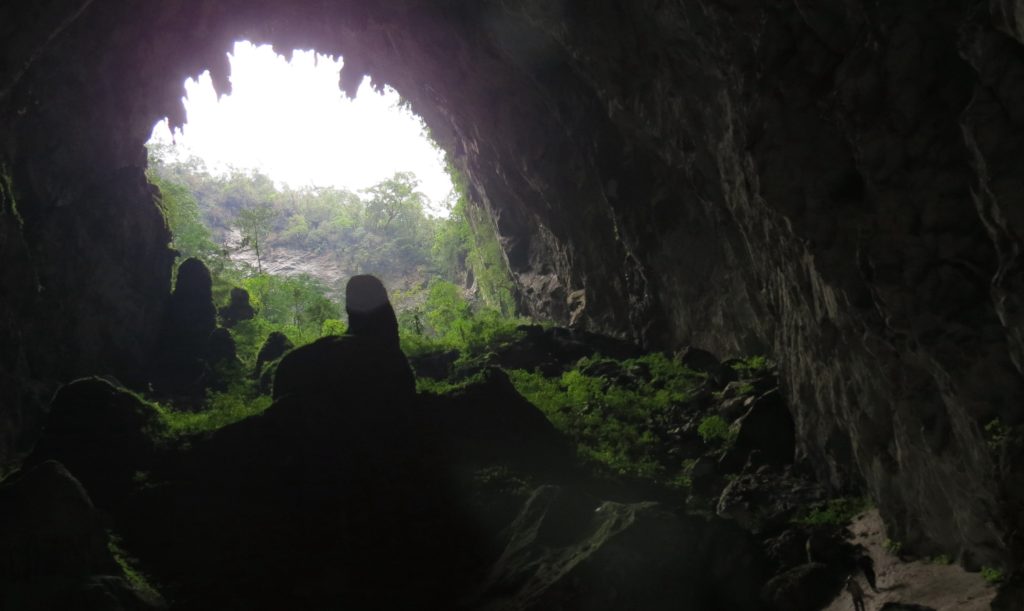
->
[475,485,767,611]
[0,460,164,610]
[423,367,575,475]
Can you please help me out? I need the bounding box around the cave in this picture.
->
[2,1,1024,609]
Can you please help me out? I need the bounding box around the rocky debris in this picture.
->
[878,604,937,611]
[716,467,826,535]
[0,460,165,610]
[25,378,164,510]
[216,287,255,329]
[475,485,767,611]
[487,324,641,375]
[408,348,460,380]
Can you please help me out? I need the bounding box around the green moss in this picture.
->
[981,566,1004,584]
[793,497,871,526]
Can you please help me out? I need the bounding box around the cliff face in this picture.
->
[2,0,1023,571]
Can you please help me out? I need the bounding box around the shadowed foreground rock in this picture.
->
[0,460,164,610]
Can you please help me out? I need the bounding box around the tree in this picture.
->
[363,171,428,235]
[236,202,277,274]
[150,174,219,261]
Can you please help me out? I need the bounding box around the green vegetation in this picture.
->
[884,538,903,556]
[108,534,161,600]
[155,385,273,438]
[792,497,870,526]
[147,146,520,365]
[731,355,772,377]
[697,415,734,445]
[506,354,705,483]
[927,554,953,565]
[981,565,1005,584]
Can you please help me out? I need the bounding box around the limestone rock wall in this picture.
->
[1,0,1023,569]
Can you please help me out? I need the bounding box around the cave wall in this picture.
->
[2,0,1024,570]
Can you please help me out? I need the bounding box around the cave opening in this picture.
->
[3,3,1024,608]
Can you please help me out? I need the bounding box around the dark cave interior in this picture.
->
[2,1,1024,609]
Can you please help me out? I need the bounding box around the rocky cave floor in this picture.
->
[0,325,1000,611]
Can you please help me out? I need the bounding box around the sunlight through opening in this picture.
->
[147,41,453,216]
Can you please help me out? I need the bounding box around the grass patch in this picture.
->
[506,353,705,483]
[149,381,272,438]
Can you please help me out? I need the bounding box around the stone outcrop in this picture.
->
[1,0,1024,579]
[216,287,255,329]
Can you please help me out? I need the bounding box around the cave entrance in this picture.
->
[143,40,510,366]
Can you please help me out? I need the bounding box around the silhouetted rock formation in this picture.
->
[273,275,414,405]
[25,378,164,510]
[344,274,400,348]
[151,258,217,396]
[217,287,255,329]
[253,331,293,393]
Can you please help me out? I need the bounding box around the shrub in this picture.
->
[697,415,733,444]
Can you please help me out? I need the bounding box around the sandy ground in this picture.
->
[823,510,997,611]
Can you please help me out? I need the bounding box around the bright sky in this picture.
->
[148,41,453,215]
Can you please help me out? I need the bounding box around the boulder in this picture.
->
[273,275,415,407]
[426,367,573,474]
[253,331,293,392]
[272,334,415,408]
[761,562,844,611]
[476,485,767,611]
[25,378,164,508]
[727,389,796,467]
[217,287,255,328]
[676,346,720,373]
